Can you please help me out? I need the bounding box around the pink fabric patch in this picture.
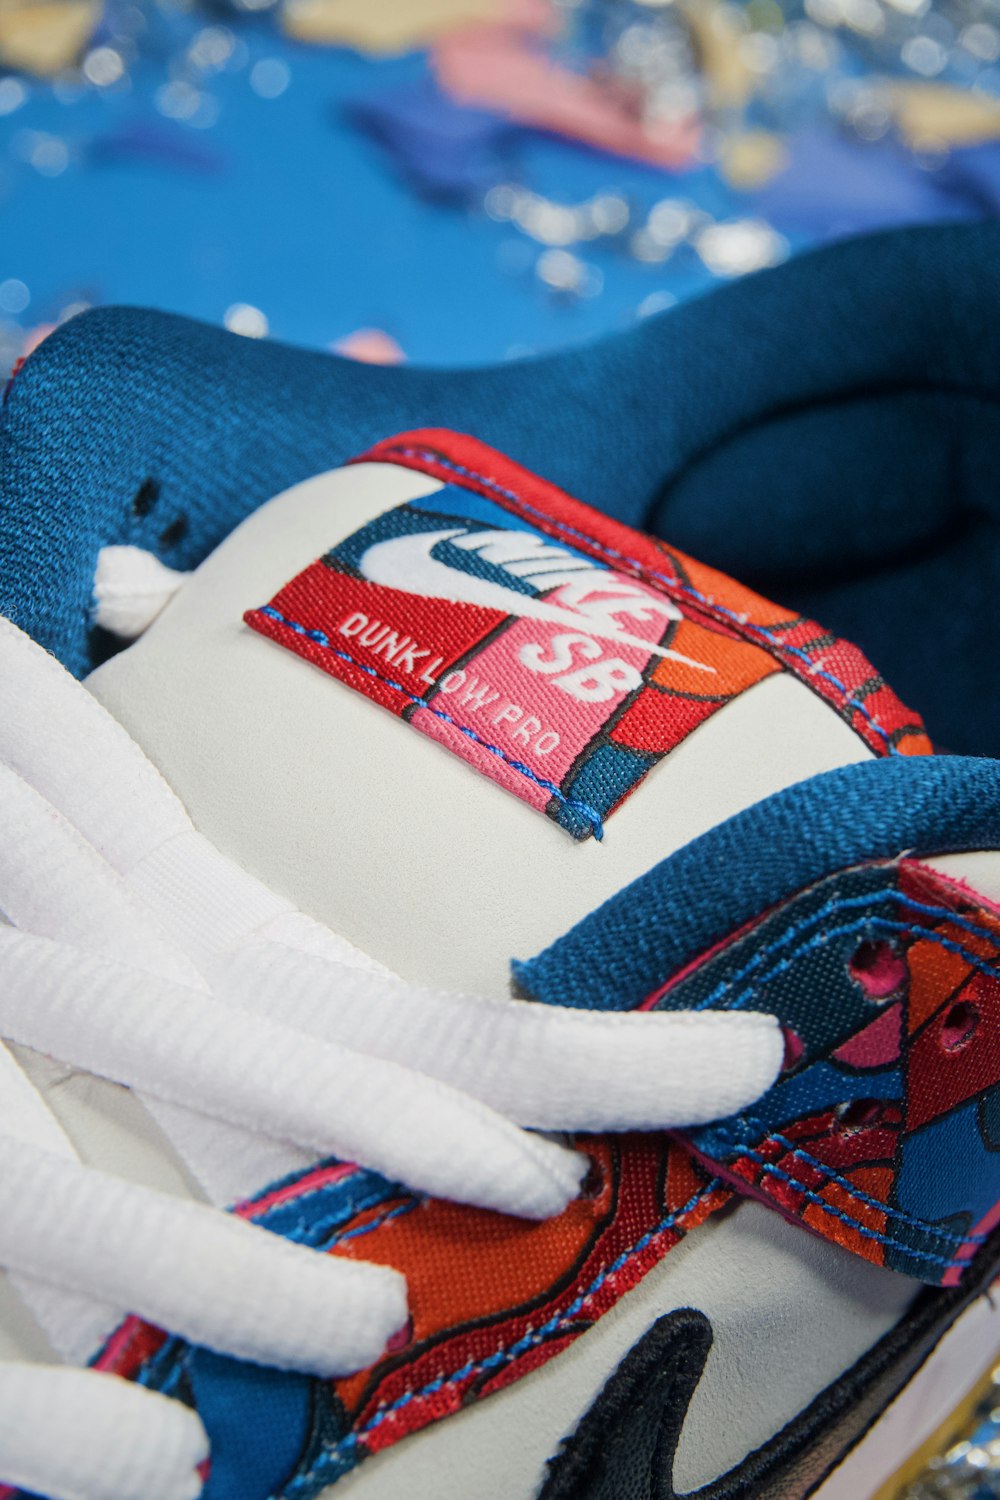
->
[833,1001,903,1068]
[410,579,663,802]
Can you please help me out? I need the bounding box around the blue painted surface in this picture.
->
[5,4,1000,371]
[0,23,741,365]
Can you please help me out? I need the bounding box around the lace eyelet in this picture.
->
[580,1157,604,1200]
[940,1000,979,1054]
[131,476,160,517]
[848,939,907,1002]
[159,514,189,548]
[781,1025,804,1071]
[834,1098,884,1134]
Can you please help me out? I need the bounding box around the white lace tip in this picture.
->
[93,546,189,638]
[0,1365,208,1500]
[513,1009,786,1133]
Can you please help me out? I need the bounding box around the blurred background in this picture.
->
[4,0,1000,379]
[1,1,1000,1493]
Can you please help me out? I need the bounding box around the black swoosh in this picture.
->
[541,1224,1000,1500]
[541,1309,713,1500]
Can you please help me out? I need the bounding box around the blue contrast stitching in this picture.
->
[318,1200,416,1249]
[718,914,1000,1014]
[884,888,1000,946]
[361,1179,716,1416]
[392,448,910,756]
[158,1348,190,1400]
[692,884,1000,1011]
[726,1147,972,1269]
[743,1130,988,1247]
[668,883,998,1256]
[283,1179,720,1495]
[259,1195,418,1251]
[133,1335,185,1391]
[246,1172,387,1233]
[254,605,604,839]
[691,882,896,1010]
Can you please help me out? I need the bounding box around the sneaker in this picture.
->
[1,232,998,1500]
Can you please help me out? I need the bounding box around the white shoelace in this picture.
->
[0,616,783,1500]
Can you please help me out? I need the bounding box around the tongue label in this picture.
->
[245,431,927,839]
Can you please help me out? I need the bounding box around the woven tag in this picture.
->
[246,431,928,839]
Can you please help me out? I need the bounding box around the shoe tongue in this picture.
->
[86,429,924,999]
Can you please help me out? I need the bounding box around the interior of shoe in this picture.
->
[2,219,998,757]
[653,387,1000,756]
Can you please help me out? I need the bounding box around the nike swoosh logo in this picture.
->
[541,1228,1000,1500]
[358,529,715,671]
[541,1308,713,1500]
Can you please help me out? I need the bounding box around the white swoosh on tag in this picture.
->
[358,529,715,670]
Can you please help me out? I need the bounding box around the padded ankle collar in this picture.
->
[4,222,1000,752]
